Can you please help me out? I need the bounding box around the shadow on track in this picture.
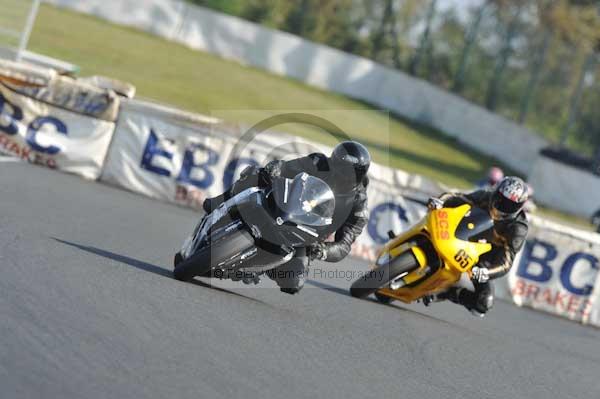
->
[51,237,271,305]
[306,278,473,328]
[53,237,172,277]
[305,279,350,296]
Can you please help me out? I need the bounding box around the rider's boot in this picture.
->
[242,272,261,285]
[442,287,488,317]
[202,190,231,213]
[266,256,307,295]
[423,286,466,306]
[440,287,464,303]
[203,173,257,213]
[422,292,446,306]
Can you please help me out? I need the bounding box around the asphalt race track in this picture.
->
[2,162,600,399]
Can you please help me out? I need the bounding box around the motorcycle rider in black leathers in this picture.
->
[202,141,371,294]
[425,176,529,315]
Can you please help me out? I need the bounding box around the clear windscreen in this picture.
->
[271,173,335,227]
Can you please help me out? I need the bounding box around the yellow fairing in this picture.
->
[428,205,492,272]
[411,246,427,268]
[375,204,493,304]
[376,218,427,259]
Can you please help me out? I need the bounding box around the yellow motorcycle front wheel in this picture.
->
[374,292,394,304]
[350,251,419,299]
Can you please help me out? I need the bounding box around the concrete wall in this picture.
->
[529,156,600,218]
[44,0,549,175]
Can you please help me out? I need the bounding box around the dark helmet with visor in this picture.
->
[490,176,529,221]
[331,141,371,187]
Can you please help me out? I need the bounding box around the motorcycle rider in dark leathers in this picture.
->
[425,176,529,315]
[203,141,371,294]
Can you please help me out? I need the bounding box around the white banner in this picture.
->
[0,82,115,180]
[101,100,275,208]
[497,218,600,326]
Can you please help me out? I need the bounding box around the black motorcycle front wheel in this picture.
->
[173,227,254,282]
[350,251,419,299]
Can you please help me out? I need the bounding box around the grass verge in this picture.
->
[27,4,593,230]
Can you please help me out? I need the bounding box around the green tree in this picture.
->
[408,0,438,75]
[186,0,245,15]
[485,1,523,111]
[452,1,490,93]
[184,0,600,158]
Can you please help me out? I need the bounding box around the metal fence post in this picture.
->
[15,0,41,63]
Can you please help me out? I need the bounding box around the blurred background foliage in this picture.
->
[187,0,600,160]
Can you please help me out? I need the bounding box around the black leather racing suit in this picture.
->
[204,152,369,293]
[439,189,529,313]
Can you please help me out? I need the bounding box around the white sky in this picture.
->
[403,0,486,45]
[438,0,485,11]
[438,0,486,22]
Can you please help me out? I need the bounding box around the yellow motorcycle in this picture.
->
[350,203,494,304]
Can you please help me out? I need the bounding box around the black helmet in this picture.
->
[490,176,529,221]
[331,141,371,185]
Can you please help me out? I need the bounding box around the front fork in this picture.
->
[387,245,429,290]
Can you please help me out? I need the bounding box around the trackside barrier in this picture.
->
[0,59,119,179]
[44,0,548,176]
[497,217,600,326]
[528,156,600,219]
[99,99,439,263]
[2,60,599,327]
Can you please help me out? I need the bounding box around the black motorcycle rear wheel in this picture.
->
[350,251,419,299]
[173,227,254,282]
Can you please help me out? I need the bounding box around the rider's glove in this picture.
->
[471,266,490,283]
[256,161,282,188]
[257,168,273,188]
[427,197,444,210]
[308,243,327,261]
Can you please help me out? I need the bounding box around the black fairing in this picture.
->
[237,199,324,249]
[454,207,495,243]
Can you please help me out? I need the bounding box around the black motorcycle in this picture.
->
[173,172,335,283]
